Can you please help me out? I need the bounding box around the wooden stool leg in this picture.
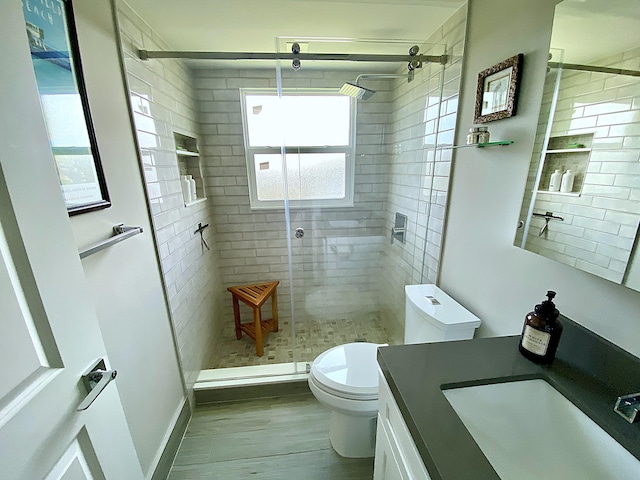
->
[271,289,278,332]
[254,306,263,357]
[232,296,242,340]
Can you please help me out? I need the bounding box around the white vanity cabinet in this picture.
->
[374,368,431,480]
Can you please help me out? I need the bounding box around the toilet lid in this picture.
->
[310,343,380,399]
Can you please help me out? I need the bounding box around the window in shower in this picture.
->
[241,89,355,209]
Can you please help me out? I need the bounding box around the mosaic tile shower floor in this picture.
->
[208,316,391,369]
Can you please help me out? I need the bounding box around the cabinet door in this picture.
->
[374,413,406,480]
[375,369,432,480]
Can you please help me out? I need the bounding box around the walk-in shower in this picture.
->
[118,0,467,387]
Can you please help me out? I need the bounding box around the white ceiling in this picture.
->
[122,0,640,68]
[552,0,640,64]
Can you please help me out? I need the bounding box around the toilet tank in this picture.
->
[404,284,481,344]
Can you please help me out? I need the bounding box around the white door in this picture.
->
[0,2,143,479]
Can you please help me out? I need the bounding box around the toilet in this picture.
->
[308,284,481,458]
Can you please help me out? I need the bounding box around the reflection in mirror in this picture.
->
[515,0,640,291]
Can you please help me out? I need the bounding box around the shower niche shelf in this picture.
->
[176,149,199,157]
[174,132,206,206]
[535,133,593,196]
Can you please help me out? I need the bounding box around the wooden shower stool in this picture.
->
[227,281,279,357]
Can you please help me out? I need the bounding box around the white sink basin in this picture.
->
[443,379,640,479]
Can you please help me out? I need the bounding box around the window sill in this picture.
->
[249,200,355,210]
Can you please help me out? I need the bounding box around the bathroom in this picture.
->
[2,0,640,478]
[119,0,640,469]
[117,0,640,385]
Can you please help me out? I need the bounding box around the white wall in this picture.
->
[69,0,185,475]
[440,0,640,358]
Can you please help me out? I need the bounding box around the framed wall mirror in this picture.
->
[514,0,640,291]
[24,0,110,215]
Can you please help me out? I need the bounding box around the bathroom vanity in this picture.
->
[376,316,640,479]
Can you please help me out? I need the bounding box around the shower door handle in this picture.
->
[295,228,304,239]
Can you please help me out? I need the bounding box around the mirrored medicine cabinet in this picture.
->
[514,0,640,292]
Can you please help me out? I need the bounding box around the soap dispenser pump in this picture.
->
[519,291,563,364]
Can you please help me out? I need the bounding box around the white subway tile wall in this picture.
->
[520,47,640,283]
[193,67,391,352]
[118,3,223,398]
[379,6,467,340]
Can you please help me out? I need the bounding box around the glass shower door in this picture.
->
[274,38,424,371]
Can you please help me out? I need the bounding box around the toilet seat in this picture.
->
[310,342,380,401]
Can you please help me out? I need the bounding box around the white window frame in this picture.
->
[240,88,355,210]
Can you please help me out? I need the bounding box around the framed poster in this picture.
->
[474,54,523,123]
[24,0,110,215]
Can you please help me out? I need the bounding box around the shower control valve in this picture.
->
[294,227,304,239]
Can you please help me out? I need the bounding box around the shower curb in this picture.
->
[194,375,310,404]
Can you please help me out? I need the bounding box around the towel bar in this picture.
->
[79,224,143,259]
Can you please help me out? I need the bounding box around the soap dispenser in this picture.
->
[518,291,563,364]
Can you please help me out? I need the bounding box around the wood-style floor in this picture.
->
[168,393,374,479]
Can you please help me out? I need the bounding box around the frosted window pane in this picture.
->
[297,153,346,200]
[245,94,351,147]
[254,154,284,201]
[254,153,346,201]
[245,96,282,147]
[41,94,90,147]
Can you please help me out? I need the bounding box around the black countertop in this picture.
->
[377,316,640,480]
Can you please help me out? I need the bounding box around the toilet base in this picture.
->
[329,410,377,458]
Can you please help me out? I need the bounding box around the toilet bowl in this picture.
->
[308,342,380,458]
[308,284,481,458]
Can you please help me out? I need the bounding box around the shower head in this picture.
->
[339,82,376,100]
[339,73,411,100]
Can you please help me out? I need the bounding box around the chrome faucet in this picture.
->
[614,393,640,423]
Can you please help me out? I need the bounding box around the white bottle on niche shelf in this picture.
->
[181,175,192,203]
[187,175,197,201]
[560,170,575,193]
[549,169,562,192]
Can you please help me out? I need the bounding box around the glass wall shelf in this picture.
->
[449,140,514,149]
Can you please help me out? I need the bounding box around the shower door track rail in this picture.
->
[138,49,448,64]
[548,61,640,78]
